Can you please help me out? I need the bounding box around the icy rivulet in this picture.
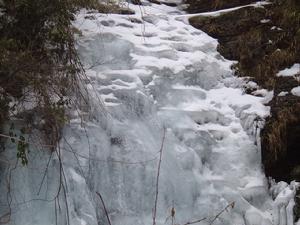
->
[0,1,298,225]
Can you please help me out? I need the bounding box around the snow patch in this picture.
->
[291,86,300,97]
[277,63,300,77]
[278,91,289,97]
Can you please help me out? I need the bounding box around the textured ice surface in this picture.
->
[0,1,298,225]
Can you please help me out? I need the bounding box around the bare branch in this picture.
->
[61,145,160,165]
[183,217,207,225]
[96,191,112,225]
[37,152,54,195]
[209,202,235,225]
[153,127,167,225]
[179,202,234,225]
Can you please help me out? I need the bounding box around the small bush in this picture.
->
[0,0,95,160]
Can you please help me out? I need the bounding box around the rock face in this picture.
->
[189,6,268,79]
[262,78,300,182]
[184,0,255,13]
[188,0,300,183]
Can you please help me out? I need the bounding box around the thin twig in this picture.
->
[183,217,207,225]
[62,136,85,178]
[96,191,112,225]
[62,179,70,225]
[153,127,167,225]
[61,146,160,165]
[37,152,53,195]
[55,199,58,225]
[171,201,175,225]
[209,202,235,225]
[180,202,234,225]
[0,159,18,224]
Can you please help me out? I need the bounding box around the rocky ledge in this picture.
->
[187,0,300,184]
[184,0,256,13]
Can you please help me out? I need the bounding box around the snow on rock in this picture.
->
[0,1,298,225]
[291,86,300,97]
[261,19,271,24]
[278,91,289,97]
[176,1,271,18]
[277,64,300,77]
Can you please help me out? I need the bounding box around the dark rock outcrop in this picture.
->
[184,0,256,13]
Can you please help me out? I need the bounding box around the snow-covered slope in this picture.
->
[0,1,298,225]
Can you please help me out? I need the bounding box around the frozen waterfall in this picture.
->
[0,1,298,225]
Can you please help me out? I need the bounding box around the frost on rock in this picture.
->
[0,1,298,225]
[291,86,300,97]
